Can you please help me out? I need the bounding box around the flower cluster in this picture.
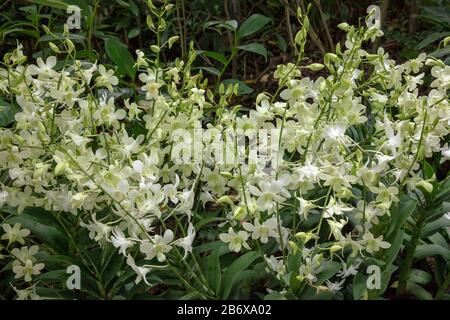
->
[0,222,44,298]
[0,7,448,298]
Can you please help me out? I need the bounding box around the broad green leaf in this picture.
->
[422,6,450,27]
[352,272,368,300]
[179,291,203,300]
[196,50,228,65]
[434,256,447,286]
[37,253,80,268]
[436,177,450,202]
[128,27,140,39]
[105,37,136,79]
[193,240,229,255]
[407,282,433,300]
[383,230,404,267]
[409,268,433,285]
[26,0,68,9]
[425,202,450,223]
[379,264,398,296]
[237,14,271,40]
[276,34,288,53]
[315,261,341,284]
[0,98,20,127]
[431,45,450,59]
[237,43,267,60]
[38,33,86,43]
[299,285,335,300]
[35,286,80,299]
[38,269,68,282]
[2,28,39,40]
[204,248,222,294]
[416,32,450,50]
[128,0,139,16]
[204,20,238,32]
[220,251,260,299]
[429,233,449,248]
[414,244,450,260]
[422,216,450,238]
[104,254,125,287]
[423,160,435,180]
[386,195,417,239]
[264,292,287,300]
[198,67,220,76]
[230,269,259,299]
[219,20,238,31]
[7,210,69,253]
[222,79,253,95]
[193,216,226,231]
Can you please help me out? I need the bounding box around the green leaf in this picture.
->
[421,6,450,27]
[105,37,136,79]
[2,28,39,40]
[204,248,222,295]
[315,261,341,284]
[197,67,220,76]
[38,33,86,43]
[434,256,447,286]
[423,160,435,180]
[7,210,69,253]
[436,178,450,202]
[193,216,226,231]
[299,285,335,300]
[237,14,271,40]
[379,264,398,296]
[383,230,404,267]
[204,20,238,32]
[229,269,258,299]
[38,269,68,282]
[218,20,238,31]
[386,195,417,239]
[128,0,139,16]
[237,43,267,60]
[264,292,287,300]
[276,34,288,53]
[127,27,140,39]
[35,286,80,299]
[222,79,253,95]
[220,251,260,299]
[409,268,433,285]
[422,217,450,238]
[429,232,449,248]
[416,32,450,50]
[431,46,450,59]
[179,291,203,300]
[196,50,228,65]
[425,202,450,223]
[0,98,20,127]
[352,272,368,300]
[37,254,82,271]
[407,282,433,300]
[193,240,229,255]
[27,0,69,9]
[414,244,450,261]
[104,254,125,287]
